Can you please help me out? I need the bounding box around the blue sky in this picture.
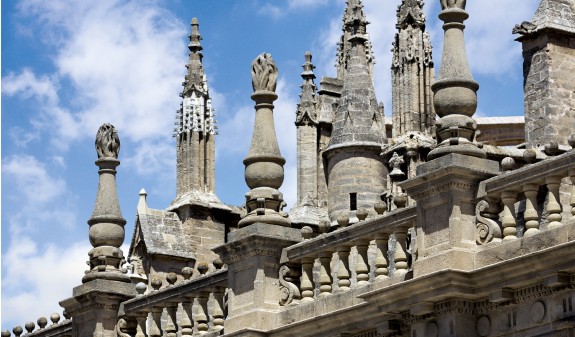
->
[2,0,540,330]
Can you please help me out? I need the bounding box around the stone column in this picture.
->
[213,54,300,336]
[60,124,136,337]
[428,0,485,160]
[239,53,290,227]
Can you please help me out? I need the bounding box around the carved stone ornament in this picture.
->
[476,200,501,245]
[95,123,120,159]
[279,265,301,306]
[251,53,278,93]
[440,0,466,10]
[513,21,537,35]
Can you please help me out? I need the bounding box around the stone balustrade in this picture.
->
[2,314,71,337]
[477,150,575,244]
[279,207,417,304]
[121,269,227,337]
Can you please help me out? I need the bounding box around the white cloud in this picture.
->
[1,238,90,330]
[3,155,66,205]
[2,69,59,104]
[6,0,186,152]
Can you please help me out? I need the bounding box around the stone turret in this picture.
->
[514,0,575,149]
[337,0,375,81]
[291,52,329,227]
[391,0,435,138]
[323,0,387,224]
[170,17,222,216]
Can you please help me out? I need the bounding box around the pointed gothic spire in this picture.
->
[337,0,375,80]
[514,0,575,36]
[396,0,426,29]
[183,18,206,96]
[171,18,220,211]
[295,52,318,126]
[328,13,385,149]
[391,0,435,137]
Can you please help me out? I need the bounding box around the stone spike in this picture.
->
[137,188,148,214]
[337,0,374,80]
[295,51,318,126]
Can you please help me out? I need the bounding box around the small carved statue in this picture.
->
[389,152,406,179]
[95,123,120,159]
[251,53,278,93]
[440,0,466,10]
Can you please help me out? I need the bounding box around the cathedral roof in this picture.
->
[128,194,195,260]
[514,0,575,36]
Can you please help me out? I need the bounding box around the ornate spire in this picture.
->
[428,0,484,159]
[174,18,217,139]
[171,18,219,210]
[327,18,385,150]
[336,0,375,80]
[240,53,289,227]
[396,0,426,29]
[295,52,318,126]
[391,0,435,137]
[83,123,129,283]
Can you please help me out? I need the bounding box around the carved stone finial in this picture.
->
[440,0,466,10]
[251,53,278,93]
[95,123,120,159]
[84,124,129,284]
[240,53,290,228]
[50,313,60,325]
[428,0,484,160]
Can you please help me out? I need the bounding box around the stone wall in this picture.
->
[325,148,387,223]
[523,32,575,147]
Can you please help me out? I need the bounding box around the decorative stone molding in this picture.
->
[279,265,301,306]
[475,199,502,245]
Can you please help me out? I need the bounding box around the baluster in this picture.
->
[546,175,563,229]
[523,183,540,236]
[300,257,315,302]
[149,307,163,337]
[165,302,178,337]
[570,168,575,225]
[336,245,351,290]
[318,252,333,296]
[501,191,518,240]
[374,233,389,281]
[394,231,409,278]
[194,291,209,334]
[355,239,370,286]
[180,297,194,337]
[134,312,148,337]
[212,287,226,332]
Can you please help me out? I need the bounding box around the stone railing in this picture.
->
[279,207,417,304]
[2,315,71,337]
[120,269,228,337]
[476,150,575,244]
